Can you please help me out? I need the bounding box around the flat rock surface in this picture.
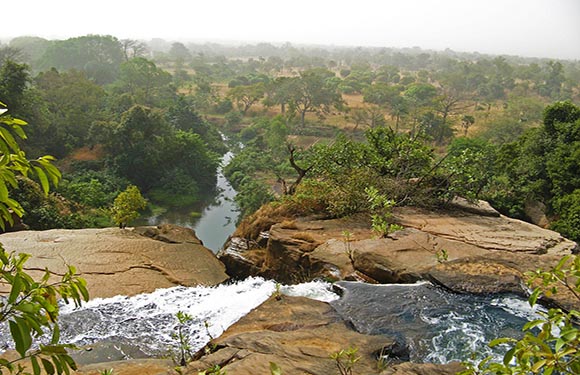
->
[0,225,229,298]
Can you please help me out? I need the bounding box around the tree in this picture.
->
[38,35,123,84]
[120,39,148,61]
[115,57,173,106]
[111,185,147,228]
[228,82,265,114]
[287,68,344,127]
[0,102,88,374]
[403,83,437,136]
[0,60,30,114]
[169,42,191,62]
[34,68,107,154]
[461,115,475,136]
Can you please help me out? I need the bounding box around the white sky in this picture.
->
[5,0,580,60]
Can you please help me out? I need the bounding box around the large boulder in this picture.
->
[0,224,229,298]
[219,206,578,307]
[185,295,462,375]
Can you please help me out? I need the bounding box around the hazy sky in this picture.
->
[5,0,580,60]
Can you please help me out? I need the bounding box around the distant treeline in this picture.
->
[0,35,578,242]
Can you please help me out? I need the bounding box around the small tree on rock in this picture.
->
[111,185,147,228]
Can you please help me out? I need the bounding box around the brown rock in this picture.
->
[185,295,459,375]
[0,226,229,298]
[220,205,578,308]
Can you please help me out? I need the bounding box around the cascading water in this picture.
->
[0,278,538,365]
[330,281,542,363]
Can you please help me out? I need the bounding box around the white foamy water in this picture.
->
[52,277,336,356]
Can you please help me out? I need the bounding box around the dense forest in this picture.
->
[0,34,579,244]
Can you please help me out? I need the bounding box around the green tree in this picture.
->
[34,68,108,154]
[111,185,147,228]
[228,82,265,114]
[0,102,88,374]
[287,68,344,127]
[114,57,173,106]
[38,35,123,84]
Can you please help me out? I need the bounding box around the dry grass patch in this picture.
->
[291,231,317,243]
[280,220,298,230]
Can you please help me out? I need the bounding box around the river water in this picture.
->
[0,279,537,365]
[144,151,239,252]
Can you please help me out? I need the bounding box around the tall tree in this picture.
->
[38,35,123,84]
[228,82,265,114]
[114,57,173,106]
[287,68,344,127]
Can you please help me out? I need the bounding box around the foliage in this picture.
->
[286,68,344,127]
[228,82,265,114]
[270,362,283,375]
[0,103,61,230]
[114,57,173,106]
[482,101,580,243]
[235,179,274,218]
[38,35,124,84]
[435,249,449,263]
[107,105,219,196]
[0,103,89,374]
[330,347,360,375]
[365,186,400,238]
[57,169,129,209]
[172,311,194,367]
[459,255,580,375]
[34,68,108,155]
[441,137,497,203]
[0,248,89,374]
[110,185,147,228]
[550,190,580,247]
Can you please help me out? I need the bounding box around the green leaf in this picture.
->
[489,337,515,347]
[0,126,19,152]
[9,318,32,357]
[529,288,542,307]
[31,355,41,375]
[523,319,545,331]
[51,324,60,344]
[0,180,8,203]
[8,274,22,304]
[503,347,515,367]
[52,355,63,374]
[41,358,55,375]
[33,166,49,195]
[270,362,282,375]
[75,278,89,302]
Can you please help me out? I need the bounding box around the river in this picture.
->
[0,279,538,365]
[143,151,239,252]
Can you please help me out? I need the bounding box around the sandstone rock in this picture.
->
[524,199,550,228]
[219,206,578,308]
[449,197,500,217]
[0,225,229,298]
[185,295,459,375]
